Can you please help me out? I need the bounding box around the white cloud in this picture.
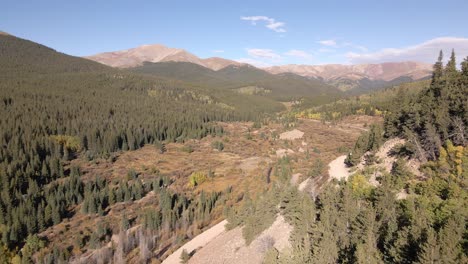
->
[236,58,272,67]
[343,42,368,52]
[241,16,286,33]
[318,40,367,52]
[285,49,312,58]
[266,22,286,33]
[317,39,337,47]
[247,48,282,60]
[346,37,468,64]
[238,48,282,67]
[213,50,224,53]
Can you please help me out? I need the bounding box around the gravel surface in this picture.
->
[328,155,350,181]
[162,220,228,264]
[188,215,292,264]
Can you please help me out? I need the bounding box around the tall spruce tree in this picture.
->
[417,229,440,264]
[432,50,444,91]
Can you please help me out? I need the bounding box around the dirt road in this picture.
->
[328,155,350,181]
[188,215,292,264]
[162,220,228,264]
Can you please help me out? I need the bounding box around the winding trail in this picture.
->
[162,220,228,264]
[163,155,354,263]
[328,155,350,181]
[188,215,292,264]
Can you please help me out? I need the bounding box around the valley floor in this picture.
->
[38,115,381,263]
[161,116,381,263]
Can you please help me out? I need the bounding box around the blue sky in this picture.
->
[3,0,468,66]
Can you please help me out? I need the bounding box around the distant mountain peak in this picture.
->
[0,31,11,36]
[86,45,242,71]
[85,43,192,68]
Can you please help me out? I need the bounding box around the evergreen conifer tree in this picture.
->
[417,229,440,264]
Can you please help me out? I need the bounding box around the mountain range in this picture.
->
[87,44,433,92]
[85,44,243,70]
[265,61,431,81]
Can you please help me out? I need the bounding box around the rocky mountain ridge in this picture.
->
[264,61,432,81]
[86,44,243,71]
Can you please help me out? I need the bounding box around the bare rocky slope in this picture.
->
[264,62,432,81]
[86,44,242,70]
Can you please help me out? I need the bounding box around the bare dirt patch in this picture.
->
[290,173,302,186]
[279,129,304,140]
[376,138,406,173]
[328,155,350,181]
[276,148,295,158]
[239,156,271,174]
[188,215,292,264]
[338,137,423,187]
[396,189,409,200]
[162,220,228,264]
[298,178,311,191]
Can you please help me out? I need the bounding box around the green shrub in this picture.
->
[154,141,166,153]
[211,141,224,151]
[188,172,207,188]
[181,145,194,153]
[180,249,190,263]
[308,158,324,178]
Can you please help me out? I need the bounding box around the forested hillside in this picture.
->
[292,79,430,122]
[385,51,468,161]
[0,34,284,261]
[131,61,342,103]
[0,34,107,75]
[328,75,423,94]
[227,52,467,263]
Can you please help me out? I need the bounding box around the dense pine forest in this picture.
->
[385,51,468,160]
[292,79,431,122]
[228,52,467,263]
[131,61,342,103]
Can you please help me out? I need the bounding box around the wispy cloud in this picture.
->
[346,37,468,64]
[241,16,286,33]
[318,39,367,52]
[317,39,337,47]
[212,50,224,53]
[343,42,368,52]
[247,48,282,60]
[237,48,283,67]
[285,49,312,58]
